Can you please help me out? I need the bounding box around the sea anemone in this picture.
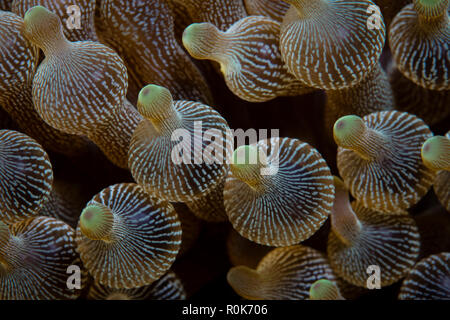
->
[0,129,52,224]
[389,0,449,90]
[399,252,450,299]
[327,177,421,287]
[0,0,448,302]
[22,5,141,168]
[421,132,450,211]
[280,0,386,90]
[0,217,82,299]
[128,84,230,202]
[334,111,435,212]
[227,245,336,300]
[224,138,334,246]
[75,183,182,289]
[183,16,313,103]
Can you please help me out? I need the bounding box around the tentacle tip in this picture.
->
[137,84,173,118]
[333,115,365,146]
[309,279,342,300]
[182,23,218,59]
[79,204,113,239]
[421,135,450,170]
[24,5,52,22]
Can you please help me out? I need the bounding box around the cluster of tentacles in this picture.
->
[0,0,448,301]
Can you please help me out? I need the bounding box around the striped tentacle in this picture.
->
[335,111,435,212]
[23,6,143,168]
[183,16,314,103]
[94,0,213,105]
[0,217,82,299]
[388,65,450,125]
[399,252,450,299]
[12,0,98,41]
[129,85,230,203]
[88,100,142,169]
[227,245,336,300]
[389,0,450,90]
[224,137,335,247]
[280,0,386,90]
[76,183,182,289]
[0,130,53,224]
[325,63,394,136]
[328,179,420,287]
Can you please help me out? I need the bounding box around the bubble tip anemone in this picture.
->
[23,5,68,54]
[79,203,114,240]
[421,135,450,171]
[182,23,203,47]
[182,22,219,61]
[137,84,174,120]
[309,279,343,300]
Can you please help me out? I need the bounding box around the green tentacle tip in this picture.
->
[182,23,201,45]
[421,135,450,171]
[309,279,342,300]
[333,115,365,145]
[24,5,53,24]
[182,23,217,60]
[79,203,113,240]
[137,84,173,119]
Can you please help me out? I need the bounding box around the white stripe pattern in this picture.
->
[76,183,182,289]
